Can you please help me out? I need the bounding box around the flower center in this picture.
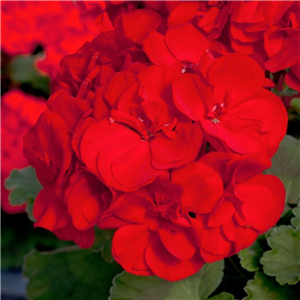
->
[207,102,225,124]
[110,109,155,141]
[173,61,198,74]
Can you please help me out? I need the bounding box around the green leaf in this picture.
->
[208,292,236,300]
[244,272,298,300]
[10,54,50,93]
[24,246,122,300]
[1,212,72,269]
[110,260,224,300]
[290,97,300,113]
[238,234,266,272]
[5,167,43,206]
[264,135,300,205]
[25,198,36,222]
[291,205,300,229]
[272,83,298,97]
[90,228,114,263]
[260,225,300,285]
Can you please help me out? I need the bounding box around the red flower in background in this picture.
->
[1,90,46,213]
[1,1,102,78]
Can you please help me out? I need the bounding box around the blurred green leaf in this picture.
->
[208,292,236,300]
[90,228,114,263]
[24,246,122,300]
[291,205,300,229]
[264,135,300,205]
[1,212,71,269]
[260,225,300,285]
[5,167,43,206]
[238,235,266,272]
[25,198,36,222]
[290,97,300,113]
[9,54,50,93]
[110,260,224,300]
[244,272,298,300]
[272,83,298,97]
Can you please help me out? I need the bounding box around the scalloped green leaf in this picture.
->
[24,246,122,300]
[4,167,42,207]
[291,205,300,229]
[208,292,236,300]
[238,234,266,272]
[264,135,300,205]
[260,226,300,285]
[244,272,298,300]
[110,260,224,300]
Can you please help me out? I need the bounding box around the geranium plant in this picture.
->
[2,1,300,299]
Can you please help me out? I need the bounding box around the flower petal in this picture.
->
[165,24,210,63]
[112,225,153,275]
[146,234,204,281]
[158,227,196,260]
[208,53,265,104]
[238,175,285,231]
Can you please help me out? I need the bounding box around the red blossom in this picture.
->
[172,53,287,156]
[196,152,285,262]
[99,176,208,280]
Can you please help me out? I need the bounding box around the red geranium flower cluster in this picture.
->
[23,2,293,281]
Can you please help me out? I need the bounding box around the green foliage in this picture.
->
[290,97,300,113]
[208,292,236,300]
[24,246,122,300]
[90,228,115,263]
[110,260,224,300]
[260,226,300,285]
[5,166,42,207]
[272,83,298,97]
[264,135,300,205]
[1,212,72,269]
[238,235,266,272]
[291,205,300,229]
[10,54,50,94]
[244,272,298,300]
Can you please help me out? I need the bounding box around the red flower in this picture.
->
[23,110,73,188]
[79,66,203,191]
[167,1,232,39]
[33,186,95,248]
[99,175,218,280]
[172,53,287,156]
[24,92,115,247]
[143,23,210,73]
[65,168,114,230]
[1,1,101,78]
[229,1,300,74]
[264,2,300,73]
[1,90,46,214]
[193,152,285,262]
